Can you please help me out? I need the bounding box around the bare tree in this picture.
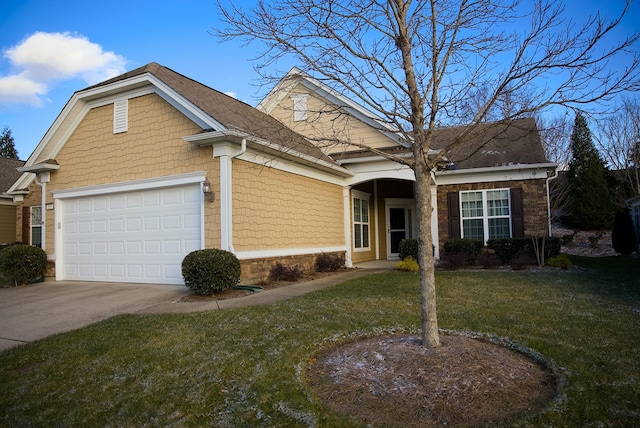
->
[596,97,640,203]
[538,114,572,224]
[217,0,640,347]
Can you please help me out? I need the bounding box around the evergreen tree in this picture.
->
[565,113,613,230]
[0,127,19,159]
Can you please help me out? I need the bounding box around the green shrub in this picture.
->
[0,244,47,286]
[181,249,241,295]
[487,237,561,265]
[546,254,573,269]
[0,241,24,251]
[438,254,468,270]
[394,256,419,272]
[398,239,419,261]
[475,251,500,269]
[561,233,576,246]
[270,262,304,281]
[315,252,345,272]
[443,239,482,256]
[611,210,636,255]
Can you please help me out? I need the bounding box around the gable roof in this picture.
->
[258,67,406,146]
[0,158,25,197]
[8,63,348,194]
[260,68,550,171]
[88,63,336,165]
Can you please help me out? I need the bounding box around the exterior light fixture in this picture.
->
[202,180,215,202]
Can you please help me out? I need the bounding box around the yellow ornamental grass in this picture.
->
[394,256,419,272]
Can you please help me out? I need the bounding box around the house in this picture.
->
[0,157,25,244]
[6,63,557,284]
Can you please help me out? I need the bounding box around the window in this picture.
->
[353,191,370,250]
[30,206,42,248]
[290,93,308,121]
[460,189,511,242]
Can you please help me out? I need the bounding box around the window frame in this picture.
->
[459,188,512,243]
[30,205,43,248]
[352,190,371,252]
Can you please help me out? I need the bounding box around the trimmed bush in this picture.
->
[443,239,482,257]
[475,251,500,269]
[394,256,419,272]
[547,254,573,269]
[270,262,303,281]
[316,252,345,272]
[181,249,241,295]
[611,210,636,255]
[438,254,468,270]
[487,237,561,265]
[398,239,419,261]
[0,244,47,286]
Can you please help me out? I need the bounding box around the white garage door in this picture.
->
[62,184,202,284]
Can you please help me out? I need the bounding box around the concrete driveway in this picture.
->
[0,281,190,351]
[0,263,393,353]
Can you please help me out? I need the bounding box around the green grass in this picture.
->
[1,255,639,427]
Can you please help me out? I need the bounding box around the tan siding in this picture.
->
[0,205,17,244]
[47,93,221,252]
[232,159,344,251]
[350,182,377,263]
[268,84,397,154]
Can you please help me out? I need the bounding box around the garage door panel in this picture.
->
[62,184,202,284]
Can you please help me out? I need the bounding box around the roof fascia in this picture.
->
[435,162,558,185]
[8,72,228,194]
[259,68,407,147]
[184,129,354,178]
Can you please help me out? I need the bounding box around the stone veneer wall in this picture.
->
[436,178,549,251]
[239,251,346,284]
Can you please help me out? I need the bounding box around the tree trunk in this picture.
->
[414,160,440,348]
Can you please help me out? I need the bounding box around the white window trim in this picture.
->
[30,205,42,248]
[352,190,371,252]
[459,188,512,243]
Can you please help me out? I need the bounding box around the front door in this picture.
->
[386,200,415,259]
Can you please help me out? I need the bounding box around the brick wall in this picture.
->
[240,251,346,284]
[436,178,549,250]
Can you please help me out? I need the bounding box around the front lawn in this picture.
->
[1,255,639,426]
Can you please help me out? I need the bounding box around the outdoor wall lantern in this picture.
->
[202,180,215,202]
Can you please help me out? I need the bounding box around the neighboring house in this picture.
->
[6,63,557,285]
[0,158,25,244]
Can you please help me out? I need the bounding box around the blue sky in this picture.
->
[1,0,638,160]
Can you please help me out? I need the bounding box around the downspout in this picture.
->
[220,138,246,253]
[546,167,559,236]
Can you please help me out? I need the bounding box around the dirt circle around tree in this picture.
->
[306,334,558,427]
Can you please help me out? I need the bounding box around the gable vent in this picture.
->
[113,99,128,134]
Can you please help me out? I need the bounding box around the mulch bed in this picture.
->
[307,334,557,427]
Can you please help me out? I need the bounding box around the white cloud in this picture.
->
[0,74,47,107]
[224,91,238,99]
[1,32,127,108]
